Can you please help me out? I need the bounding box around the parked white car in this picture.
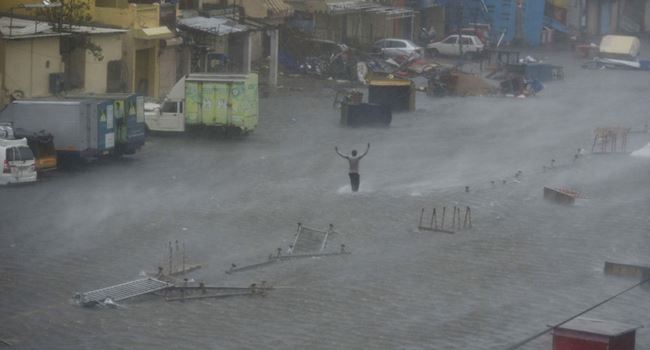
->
[373,39,424,59]
[427,34,485,59]
[1,138,37,185]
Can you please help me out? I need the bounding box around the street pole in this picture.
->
[457,1,463,60]
[514,0,526,46]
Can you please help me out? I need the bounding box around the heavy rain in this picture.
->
[2,0,650,349]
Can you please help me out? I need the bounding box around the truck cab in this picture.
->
[145,100,185,132]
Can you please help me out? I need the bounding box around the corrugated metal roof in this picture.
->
[265,0,293,15]
[326,0,376,13]
[287,0,413,17]
[0,17,53,37]
[0,17,126,39]
[178,16,248,36]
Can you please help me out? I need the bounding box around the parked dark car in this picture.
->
[280,38,356,79]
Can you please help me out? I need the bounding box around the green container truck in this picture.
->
[145,73,258,134]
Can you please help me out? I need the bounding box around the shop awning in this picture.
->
[265,0,293,16]
[133,26,175,40]
[543,16,570,34]
[240,0,293,18]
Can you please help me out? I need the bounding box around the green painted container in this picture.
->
[184,73,258,132]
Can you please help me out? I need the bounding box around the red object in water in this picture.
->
[553,318,641,350]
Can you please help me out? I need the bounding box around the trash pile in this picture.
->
[426,69,496,97]
[581,35,650,70]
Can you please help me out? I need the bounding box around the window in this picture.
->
[444,37,458,44]
[17,147,34,161]
[390,41,407,48]
[162,102,178,113]
[5,147,34,161]
[461,37,473,45]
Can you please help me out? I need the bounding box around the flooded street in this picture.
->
[2,50,650,350]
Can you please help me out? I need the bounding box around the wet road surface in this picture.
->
[2,49,650,349]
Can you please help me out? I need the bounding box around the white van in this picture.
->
[1,138,37,185]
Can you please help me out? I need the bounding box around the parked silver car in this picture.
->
[373,38,424,59]
[427,34,485,59]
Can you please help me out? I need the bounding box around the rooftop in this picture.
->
[0,16,126,39]
[178,16,249,36]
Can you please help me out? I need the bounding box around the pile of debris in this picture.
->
[582,35,650,71]
[73,241,270,308]
[426,68,497,97]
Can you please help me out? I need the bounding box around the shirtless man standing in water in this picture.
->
[335,143,370,192]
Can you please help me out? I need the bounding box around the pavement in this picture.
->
[1,47,650,350]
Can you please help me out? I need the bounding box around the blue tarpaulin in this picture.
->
[544,16,570,34]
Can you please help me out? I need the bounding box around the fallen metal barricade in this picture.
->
[162,281,273,302]
[418,206,472,234]
[74,278,173,307]
[226,223,350,275]
[592,127,631,154]
[74,241,273,308]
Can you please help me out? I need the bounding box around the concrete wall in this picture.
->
[1,37,63,107]
[611,0,620,32]
[84,34,123,94]
[566,0,584,31]
[94,3,159,29]
[645,0,650,31]
[67,47,86,89]
[251,31,264,62]
[111,27,161,97]
[158,46,178,98]
[240,0,268,18]
[586,0,600,35]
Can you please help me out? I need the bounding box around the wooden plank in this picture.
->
[604,261,650,278]
[543,186,576,205]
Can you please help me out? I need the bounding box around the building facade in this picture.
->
[0,16,125,108]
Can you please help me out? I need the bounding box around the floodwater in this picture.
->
[2,49,650,350]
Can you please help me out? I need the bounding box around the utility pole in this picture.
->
[457,1,464,58]
[513,0,526,46]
